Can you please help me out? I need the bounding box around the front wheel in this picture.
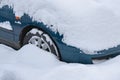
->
[23,28,60,59]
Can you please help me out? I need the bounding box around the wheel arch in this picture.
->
[19,25,61,59]
[19,25,37,46]
[19,24,60,46]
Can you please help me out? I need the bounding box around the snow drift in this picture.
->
[1,0,120,53]
[0,44,120,80]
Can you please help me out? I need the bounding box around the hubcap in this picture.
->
[28,36,51,52]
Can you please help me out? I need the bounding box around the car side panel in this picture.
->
[0,5,120,64]
[0,5,14,41]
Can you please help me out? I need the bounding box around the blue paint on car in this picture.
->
[0,5,120,64]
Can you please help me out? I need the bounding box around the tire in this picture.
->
[23,28,60,59]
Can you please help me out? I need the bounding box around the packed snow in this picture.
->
[0,44,120,80]
[1,0,120,53]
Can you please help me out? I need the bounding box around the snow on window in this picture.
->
[0,21,12,30]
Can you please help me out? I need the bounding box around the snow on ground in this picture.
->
[1,0,120,53]
[0,44,120,80]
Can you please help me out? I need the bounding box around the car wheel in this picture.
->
[23,28,60,59]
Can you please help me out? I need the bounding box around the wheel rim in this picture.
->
[28,36,51,52]
[23,28,60,59]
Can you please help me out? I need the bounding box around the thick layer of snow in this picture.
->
[0,44,120,80]
[0,21,12,30]
[1,0,120,53]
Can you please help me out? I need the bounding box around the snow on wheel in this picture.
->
[23,28,60,59]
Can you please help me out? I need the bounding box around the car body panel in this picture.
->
[0,5,120,64]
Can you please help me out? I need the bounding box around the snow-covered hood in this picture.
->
[1,0,120,53]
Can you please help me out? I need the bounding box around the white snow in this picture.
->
[0,1,120,79]
[0,44,120,80]
[0,21,12,30]
[1,0,120,53]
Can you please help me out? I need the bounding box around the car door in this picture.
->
[0,5,15,41]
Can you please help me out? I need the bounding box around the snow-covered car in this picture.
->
[0,0,120,64]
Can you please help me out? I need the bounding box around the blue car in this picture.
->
[0,4,120,64]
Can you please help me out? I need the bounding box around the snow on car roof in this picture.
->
[1,0,120,54]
